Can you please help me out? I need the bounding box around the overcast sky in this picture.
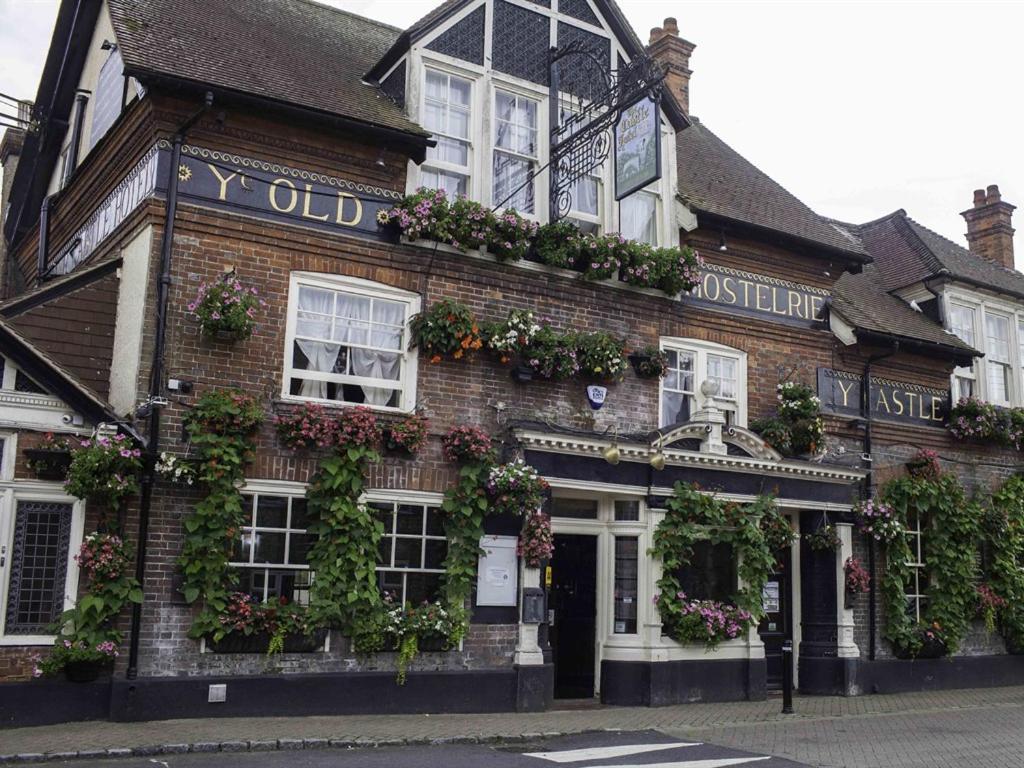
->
[2,0,1022,264]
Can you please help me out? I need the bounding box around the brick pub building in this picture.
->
[0,0,1021,725]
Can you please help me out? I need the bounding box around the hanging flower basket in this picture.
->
[63,659,107,683]
[628,346,669,379]
[23,447,73,480]
[187,275,266,343]
[381,414,428,457]
[893,635,947,660]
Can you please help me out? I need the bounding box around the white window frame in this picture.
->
[659,338,748,428]
[948,302,977,401]
[0,432,14,482]
[368,489,447,606]
[985,311,1013,407]
[421,67,475,198]
[230,485,313,604]
[0,485,85,646]
[281,272,420,413]
[492,86,541,216]
[904,507,927,623]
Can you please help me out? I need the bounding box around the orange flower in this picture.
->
[453,349,464,359]
[471,339,483,349]
[430,354,442,364]
[460,336,472,349]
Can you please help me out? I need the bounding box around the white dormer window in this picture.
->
[422,69,473,197]
[493,90,539,213]
[620,189,658,245]
[659,339,747,428]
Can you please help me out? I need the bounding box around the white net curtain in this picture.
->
[292,285,405,406]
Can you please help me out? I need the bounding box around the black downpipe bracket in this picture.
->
[35,196,52,284]
[126,92,213,680]
[862,341,898,662]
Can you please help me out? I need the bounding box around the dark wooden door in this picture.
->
[549,534,598,699]
[758,545,792,691]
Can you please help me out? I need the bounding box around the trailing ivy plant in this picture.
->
[651,483,776,648]
[178,389,264,640]
[984,475,1024,651]
[440,450,495,606]
[881,471,980,656]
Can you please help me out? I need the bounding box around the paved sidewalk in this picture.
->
[1,686,1022,765]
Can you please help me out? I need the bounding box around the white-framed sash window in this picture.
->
[659,339,747,428]
[904,508,928,622]
[422,68,473,197]
[230,490,314,604]
[949,303,977,400]
[985,312,1012,406]
[619,189,658,245]
[371,494,447,605]
[282,273,419,412]
[493,89,539,213]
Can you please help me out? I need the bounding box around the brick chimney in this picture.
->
[961,184,1016,270]
[0,100,31,299]
[646,18,696,116]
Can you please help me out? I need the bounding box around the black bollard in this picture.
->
[781,639,794,714]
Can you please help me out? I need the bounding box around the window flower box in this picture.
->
[892,635,947,660]
[207,628,327,654]
[64,659,110,683]
[23,447,73,480]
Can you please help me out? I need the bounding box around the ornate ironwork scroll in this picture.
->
[548,45,666,222]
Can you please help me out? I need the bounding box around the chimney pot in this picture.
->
[649,27,666,44]
[962,184,1016,270]
[663,17,679,36]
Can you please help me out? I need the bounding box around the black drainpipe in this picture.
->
[35,196,52,284]
[63,90,89,186]
[126,92,213,680]
[863,341,898,662]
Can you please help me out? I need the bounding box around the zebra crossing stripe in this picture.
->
[577,758,771,768]
[523,743,701,763]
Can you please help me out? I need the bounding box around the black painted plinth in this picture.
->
[798,655,859,695]
[600,657,767,706]
[515,663,553,711]
[0,679,112,728]
[852,654,1024,695]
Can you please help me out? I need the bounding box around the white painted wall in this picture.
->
[108,224,152,415]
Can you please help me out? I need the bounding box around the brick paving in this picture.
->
[0,686,1022,766]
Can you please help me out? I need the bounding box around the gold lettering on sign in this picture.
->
[722,277,737,304]
[837,379,856,407]
[739,279,755,307]
[931,396,943,421]
[755,284,771,312]
[891,390,905,415]
[302,183,329,222]
[704,273,721,301]
[335,192,363,226]
[904,391,918,418]
[208,164,238,201]
[788,290,804,319]
[875,388,891,413]
[810,295,825,319]
[269,178,298,213]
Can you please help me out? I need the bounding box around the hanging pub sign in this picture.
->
[816,368,949,427]
[614,95,661,200]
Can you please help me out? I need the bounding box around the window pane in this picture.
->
[378,536,394,566]
[372,502,394,533]
[675,541,736,603]
[396,505,423,535]
[421,167,468,197]
[425,507,445,536]
[620,192,657,245]
[614,500,640,521]
[405,572,443,605]
[4,501,73,634]
[288,533,315,565]
[986,314,1010,361]
[951,305,975,346]
[394,538,422,569]
[254,532,286,564]
[548,498,598,519]
[493,152,535,212]
[614,536,639,634]
[290,498,310,529]
[709,354,737,400]
[379,571,404,602]
[450,76,471,107]
[424,539,447,570]
[256,495,288,528]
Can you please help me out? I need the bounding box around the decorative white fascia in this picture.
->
[514,429,865,485]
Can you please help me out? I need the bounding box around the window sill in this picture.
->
[0,635,56,646]
[273,396,413,417]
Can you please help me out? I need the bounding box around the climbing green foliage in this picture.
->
[651,483,776,647]
[985,475,1024,651]
[178,389,264,639]
[881,472,980,656]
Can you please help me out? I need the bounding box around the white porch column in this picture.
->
[836,522,860,658]
[514,563,544,665]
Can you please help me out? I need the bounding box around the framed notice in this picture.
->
[476,535,518,606]
[614,95,661,200]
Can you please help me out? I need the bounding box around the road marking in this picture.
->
[524,743,701,762]
[577,758,771,768]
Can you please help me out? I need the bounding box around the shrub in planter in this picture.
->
[749,416,792,455]
[410,298,484,363]
[628,344,669,379]
[751,382,825,457]
[64,434,143,509]
[656,593,753,649]
[576,331,628,382]
[518,511,554,567]
[523,326,580,380]
[488,209,537,262]
[976,583,1007,635]
[383,413,429,455]
[947,396,1002,442]
[804,523,841,552]
[375,187,453,243]
[188,276,265,341]
[24,432,74,480]
[274,402,338,450]
[906,448,941,479]
[578,233,630,280]
[213,592,325,655]
[854,498,903,544]
[335,407,381,451]
[533,220,583,268]
[448,196,495,251]
[485,308,543,364]
[442,425,494,463]
[892,624,948,660]
[486,459,549,516]
[654,245,703,296]
[34,639,119,681]
[185,389,264,436]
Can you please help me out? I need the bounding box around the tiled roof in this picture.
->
[852,210,1024,299]
[676,120,869,261]
[108,0,428,138]
[830,264,980,361]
